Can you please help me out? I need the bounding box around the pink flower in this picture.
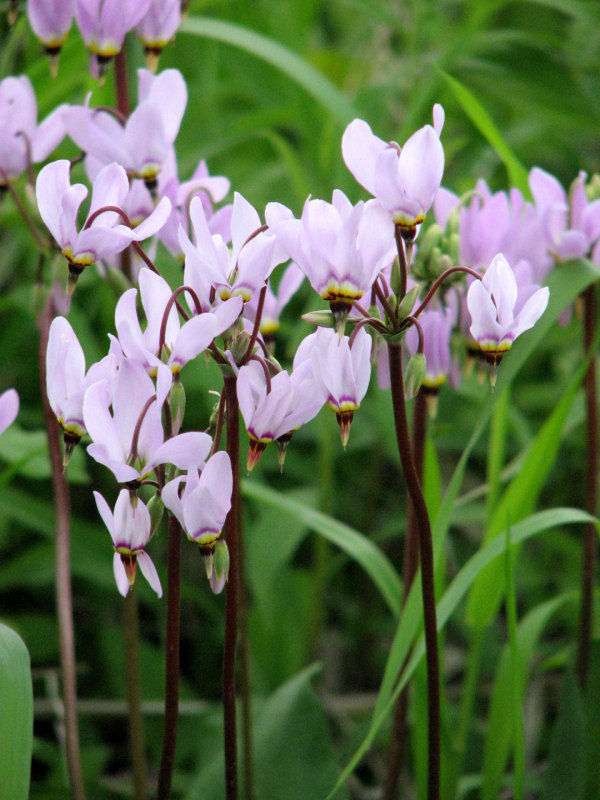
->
[136,0,181,68]
[94,489,162,597]
[237,360,324,469]
[76,0,152,60]
[36,159,170,283]
[341,105,445,233]
[46,316,117,450]
[83,357,212,484]
[0,76,67,184]
[0,389,19,437]
[294,327,371,447]
[64,69,187,185]
[28,0,74,50]
[180,193,282,303]
[114,268,242,375]
[467,253,549,374]
[266,191,394,333]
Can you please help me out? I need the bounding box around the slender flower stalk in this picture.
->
[123,587,149,800]
[157,513,182,800]
[39,300,87,800]
[383,388,427,800]
[387,341,440,800]
[577,283,598,686]
[223,374,240,800]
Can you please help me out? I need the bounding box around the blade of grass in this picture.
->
[0,623,33,800]
[241,481,402,617]
[323,507,595,800]
[504,523,525,800]
[180,17,357,126]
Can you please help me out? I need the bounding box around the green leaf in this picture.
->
[180,17,357,125]
[323,507,594,799]
[438,69,530,195]
[466,331,594,630]
[242,480,402,616]
[0,623,33,800]
[541,670,586,800]
[481,591,577,800]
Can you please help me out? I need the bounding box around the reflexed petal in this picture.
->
[395,125,444,213]
[130,195,171,240]
[170,314,217,367]
[0,388,19,437]
[161,475,186,527]
[147,431,212,472]
[341,118,387,196]
[138,550,162,597]
[511,286,549,339]
[113,552,130,597]
[200,451,232,517]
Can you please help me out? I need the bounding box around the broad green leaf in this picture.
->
[242,481,402,616]
[180,17,356,125]
[541,670,586,800]
[324,508,594,799]
[438,69,530,195]
[0,623,33,800]
[481,591,577,800]
[466,335,593,630]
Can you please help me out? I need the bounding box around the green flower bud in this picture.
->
[169,377,186,435]
[390,255,402,295]
[210,539,230,594]
[147,494,164,540]
[301,310,336,328]
[396,284,420,321]
[404,352,427,400]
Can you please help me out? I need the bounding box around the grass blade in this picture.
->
[0,623,33,800]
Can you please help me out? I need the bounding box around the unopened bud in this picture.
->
[209,539,230,594]
[587,174,600,202]
[169,378,186,435]
[147,494,164,540]
[404,352,427,400]
[301,310,336,328]
[396,285,420,321]
[390,255,402,295]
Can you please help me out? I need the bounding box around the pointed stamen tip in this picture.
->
[121,554,138,586]
[145,48,161,73]
[424,391,439,419]
[336,410,354,449]
[48,54,59,79]
[247,440,266,472]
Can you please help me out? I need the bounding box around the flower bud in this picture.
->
[390,255,402,296]
[209,539,230,594]
[301,310,336,328]
[404,352,427,400]
[147,493,164,540]
[168,377,186,435]
[396,285,420,321]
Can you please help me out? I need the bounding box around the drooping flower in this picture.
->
[136,0,181,71]
[75,0,152,69]
[64,69,187,187]
[36,159,170,286]
[467,253,549,381]
[237,359,324,470]
[94,489,162,597]
[0,76,67,184]
[0,388,19,437]
[114,268,242,375]
[27,0,74,66]
[294,326,371,448]
[180,193,283,304]
[341,105,445,235]
[46,316,117,455]
[265,190,394,330]
[83,357,211,484]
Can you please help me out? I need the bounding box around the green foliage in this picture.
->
[0,623,33,800]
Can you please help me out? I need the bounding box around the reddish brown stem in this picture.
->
[413,266,482,318]
[384,388,427,800]
[223,375,240,800]
[387,341,440,800]
[123,587,148,800]
[39,300,87,800]
[157,514,182,800]
[577,284,598,686]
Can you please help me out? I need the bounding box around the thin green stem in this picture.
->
[387,341,440,800]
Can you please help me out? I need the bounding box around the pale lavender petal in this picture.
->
[0,388,19,436]
[170,314,217,367]
[130,196,171,240]
[200,451,232,518]
[147,431,212,472]
[341,118,388,196]
[161,475,186,527]
[113,552,130,597]
[137,550,162,597]
[395,125,444,215]
[511,286,549,339]
[93,490,115,540]
[31,104,69,163]
[83,380,123,460]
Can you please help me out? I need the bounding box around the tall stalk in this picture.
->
[223,374,240,800]
[157,514,182,800]
[383,389,427,799]
[577,284,598,686]
[123,587,148,800]
[39,300,87,800]
[387,342,440,800]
